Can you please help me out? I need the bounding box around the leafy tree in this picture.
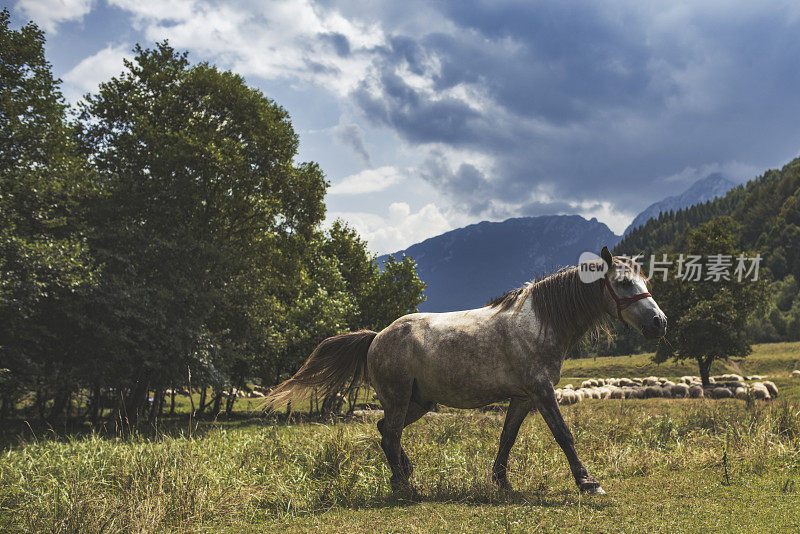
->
[75,42,327,421]
[653,217,768,385]
[0,9,96,417]
[746,275,800,342]
[320,220,376,329]
[320,220,427,331]
[364,255,427,331]
[0,22,428,423]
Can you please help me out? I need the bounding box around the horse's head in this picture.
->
[600,246,667,339]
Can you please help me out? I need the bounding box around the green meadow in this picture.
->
[2,342,799,533]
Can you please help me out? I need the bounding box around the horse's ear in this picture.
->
[601,246,613,270]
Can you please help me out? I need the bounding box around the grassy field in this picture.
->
[1,343,799,532]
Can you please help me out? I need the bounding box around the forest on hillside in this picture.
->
[0,13,425,425]
[581,157,800,359]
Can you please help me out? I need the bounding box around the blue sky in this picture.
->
[8,0,800,253]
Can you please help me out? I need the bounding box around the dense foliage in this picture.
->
[0,14,425,424]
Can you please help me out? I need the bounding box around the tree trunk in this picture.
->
[149,388,163,425]
[170,389,176,414]
[211,391,223,417]
[197,387,207,415]
[346,387,359,416]
[697,356,712,387]
[158,391,165,417]
[49,388,70,421]
[0,394,12,420]
[321,393,338,417]
[225,391,236,415]
[119,378,150,427]
[87,386,101,422]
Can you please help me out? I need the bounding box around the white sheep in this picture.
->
[644,386,662,398]
[671,384,689,398]
[711,387,733,399]
[791,370,800,378]
[688,385,704,398]
[763,381,779,398]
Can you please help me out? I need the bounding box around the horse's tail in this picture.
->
[264,330,377,411]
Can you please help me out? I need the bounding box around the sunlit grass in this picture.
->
[1,341,799,532]
[1,399,799,532]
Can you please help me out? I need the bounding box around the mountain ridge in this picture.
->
[379,173,740,313]
[378,214,620,312]
[623,173,735,235]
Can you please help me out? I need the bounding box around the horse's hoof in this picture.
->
[495,480,513,491]
[579,483,606,495]
[491,472,512,491]
[390,477,414,496]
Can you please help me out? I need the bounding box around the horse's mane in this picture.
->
[487,264,619,350]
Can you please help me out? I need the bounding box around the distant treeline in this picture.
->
[572,157,800,358]
[0,13,425,424]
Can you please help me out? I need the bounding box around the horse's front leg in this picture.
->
[492,397,534,490]
[534,385,605,494]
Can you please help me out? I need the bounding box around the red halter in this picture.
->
[604,277,652,321]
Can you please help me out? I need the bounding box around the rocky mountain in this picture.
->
[623,173,735,235]
[378,215,621,312]
[378,174,738,313]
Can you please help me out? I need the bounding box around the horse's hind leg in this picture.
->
[492,397,534,490]
[375,384,415,493]
[380,399,434,478]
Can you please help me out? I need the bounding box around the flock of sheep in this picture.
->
[175,371,800,402]
[555,373,783,405]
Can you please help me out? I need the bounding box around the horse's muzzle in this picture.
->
[643,314,667,339]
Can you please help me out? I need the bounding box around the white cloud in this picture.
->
[328,166,407,195]
[660,161,760,186]
[62,44,129,102]
[572,200,637,236]
[16,0,94,33]
[330,202,452,254]
[108,0,387,95]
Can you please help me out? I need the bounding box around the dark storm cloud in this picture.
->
[420,156,491,215]
[344,0,800,219]
[353,72,486,145]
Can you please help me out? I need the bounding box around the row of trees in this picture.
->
[0,12,425,425]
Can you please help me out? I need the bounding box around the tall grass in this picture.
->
[1,398,798,532]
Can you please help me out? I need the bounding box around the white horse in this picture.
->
[267,247,666,495]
